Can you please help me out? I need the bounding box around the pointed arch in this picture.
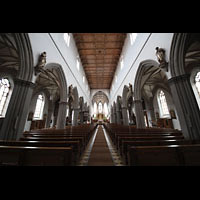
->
[44,63,68,102]
[169,33,190,77]
[134,59,160,100]
[14,33,34,81]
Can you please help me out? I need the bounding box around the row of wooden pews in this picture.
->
[0,124,97,166]
[103,123,200,166]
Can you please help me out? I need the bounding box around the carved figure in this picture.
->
[35,52,47,75]
[155,47,168,71]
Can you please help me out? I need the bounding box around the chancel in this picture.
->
[1,33,200,166]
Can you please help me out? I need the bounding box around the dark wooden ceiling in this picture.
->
[73,33,126,89]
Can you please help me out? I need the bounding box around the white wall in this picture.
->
[110,33,174,104]
[28,33,90,104]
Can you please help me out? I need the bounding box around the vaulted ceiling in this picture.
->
[73,33,127,89]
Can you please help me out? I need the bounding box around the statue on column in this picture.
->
[155,47,168,72]
[35,52,47,75]
[129,83,133,95]
[69,84,73,96]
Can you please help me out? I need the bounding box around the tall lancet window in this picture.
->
[195,71,200,96]
[98,102,103,113]
[158,90,169,116]
[94,102,97,117]
[0,78,10,117]
[104,102,108,117]
[33,94,45,120]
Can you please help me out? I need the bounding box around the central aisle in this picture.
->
[87,125,114,166]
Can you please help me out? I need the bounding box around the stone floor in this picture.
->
[77,125,125,166]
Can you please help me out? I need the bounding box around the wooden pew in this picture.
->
[127,143,200,166]
[0,146,73,166]
[121,139,188,165]
[0,146,23,166]
[22,147,73,166]
[0,140,81,165]
[114,133,184,145]
[127,145,182,166]
[116,135,184,150]
[19,137,85,152]
[19,124,98,165]
[23,133,90,144]
[103,123,182,143]
[178,144,200,166]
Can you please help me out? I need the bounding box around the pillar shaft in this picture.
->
[168,74,200,139]
[56,101,67,129]
[0,78,35,140]
[72,108,79,126]
[134,99,145,128]
[122,107,129,125]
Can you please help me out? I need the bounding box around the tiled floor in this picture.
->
[77,125,125,166]
[77,126,99,166]
[102,126,125,166]
[87,125,114,166]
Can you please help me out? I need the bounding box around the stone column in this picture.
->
[122,106,129,125]
[116,109,121,124]
[146,97,156,127]
[134,99,145,128]
[110,107,114,123]
[45,100,55,128]
[72,108,79,126]
[56,101,67,129]
[114,111,117,124]
[68,106,73,124]
[168,74,200,140]
[0,78,35,140]
[79,111,84,124]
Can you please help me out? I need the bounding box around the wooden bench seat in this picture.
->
[128,145,181,166]
[127,143,200,166]
[0,146,73,166]
[116,135,184,150]
[20,137,85,151]
[114,133,184,145]
[0,140,81,165]
[23,133,91,144]
[122,139,188,164]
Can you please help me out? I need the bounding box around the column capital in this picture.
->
[14,78,35,88]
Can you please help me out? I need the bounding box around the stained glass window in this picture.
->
[94,102,97,117]
[195,71,200,96]
[158,90,169,115]
[33,94,45,120]
[104,102,108,117]
[0,78,10,116]
[98,102,103,113]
